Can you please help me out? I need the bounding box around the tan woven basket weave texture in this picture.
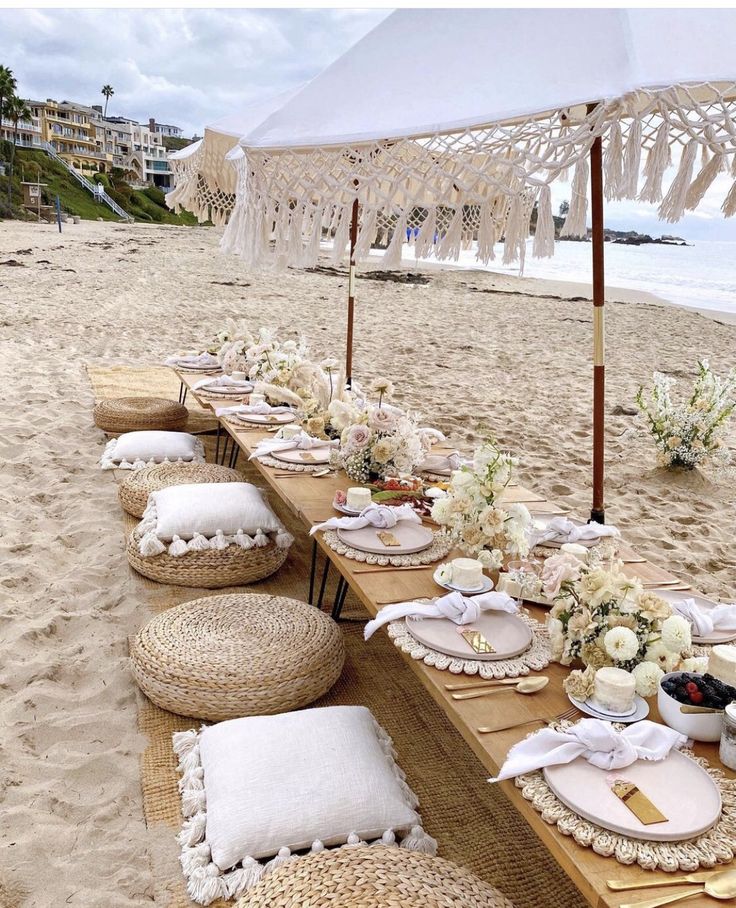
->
[127,526,288,589]
[118,462,241,517]
[130,593,345,720]
[93,396,188,434]
[235,846,516,908]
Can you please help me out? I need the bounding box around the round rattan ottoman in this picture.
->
[127,525,287,588]
[93,397,188,434]
[130,593,345,720]
[119,462,241,518]
[235,846,515,908]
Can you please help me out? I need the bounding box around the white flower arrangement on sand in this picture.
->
[635,360,735,470]
[543,552,696,699]
[430,439,531,572]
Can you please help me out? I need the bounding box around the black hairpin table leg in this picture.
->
[316,560,331,611]
[332,578,349,621]
[230,445,240,469]
[182,387,188,406]
[178,381,185,404]
[215,424,222,464]
[308,540,318,605]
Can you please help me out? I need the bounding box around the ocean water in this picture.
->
[419,239,736,316]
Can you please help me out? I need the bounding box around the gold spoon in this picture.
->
[610,869,736,892]
[618,870,736,907]
[446,676,549,691]
[451,676,549,700]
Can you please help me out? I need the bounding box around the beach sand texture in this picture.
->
[0,219,734,907]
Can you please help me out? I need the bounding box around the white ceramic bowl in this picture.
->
[657,672,723,743]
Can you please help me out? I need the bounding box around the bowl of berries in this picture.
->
[658,672,735,742]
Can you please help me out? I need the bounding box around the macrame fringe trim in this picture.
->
[136,499,294,558]
[99,437,205,472]
[172,722,437,906]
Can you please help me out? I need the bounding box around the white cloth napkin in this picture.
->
[671,598,736,636]
[215,402,294,418]
[193,375,253,391]
[419,451,467,473]
[364,589,518,640]
[164,352,219,368]
[529,516,620,548]
[311,502,421,537]
[250,432,336,461]
[490,718,686,782]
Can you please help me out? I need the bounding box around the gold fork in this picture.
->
[477,705,579,735]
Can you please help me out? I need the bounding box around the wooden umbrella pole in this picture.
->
[590,135,606,524]
[346,197,360,387]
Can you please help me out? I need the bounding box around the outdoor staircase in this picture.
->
[41,142,133,221]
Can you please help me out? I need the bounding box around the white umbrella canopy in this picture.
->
[222,8,736,522]
[166,87,300,225]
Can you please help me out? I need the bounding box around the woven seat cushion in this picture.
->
[94,396,187,433]
[236,846,516,908]
[118,463,241,518]
[130,594,345,719]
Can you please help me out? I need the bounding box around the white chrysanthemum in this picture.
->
[660,614,692,653]
[603,626,639,662]
[631,661,664,698]
[682,656,709,673]
[430,497,452,525]
[644,640,680,673]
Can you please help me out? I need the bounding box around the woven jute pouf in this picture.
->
[236,846,515,908]
[118,462,241,518]
[127,526,287,589]
[130,593,345,720]
[93,397,188,434]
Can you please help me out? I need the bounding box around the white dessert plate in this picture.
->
[432,568,494,595]
[272,447,331,465]
[233,412,296,426]
[333,500,364,516]
[405,609,532,661]
[176,364,222,372]
[532,514,602,549]
[651,589,736,644]
[544,748,721,842]
[337,522,434,555]
[200,383,253,395]
[569,693,649,724]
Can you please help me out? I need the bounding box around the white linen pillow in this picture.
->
[173,706,435,905]
[100,430,203,471]
[150,483,282,540]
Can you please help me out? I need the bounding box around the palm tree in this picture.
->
[0,65,17,134]
[101,84,114,117]
[6,94,32,203]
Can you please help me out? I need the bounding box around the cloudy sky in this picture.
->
[1,7,734,242]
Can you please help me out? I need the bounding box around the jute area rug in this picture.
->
[99,386,585,908]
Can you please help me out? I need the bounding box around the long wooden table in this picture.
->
[177,369,734,908]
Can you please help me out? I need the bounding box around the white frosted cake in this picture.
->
[450,558,484,590]
[708,645,736,686]
[591,667,636,715]
[346,487,372,511]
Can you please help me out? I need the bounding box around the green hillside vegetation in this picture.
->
[0,142,198,225]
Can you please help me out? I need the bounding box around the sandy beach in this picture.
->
[1,218,735,907]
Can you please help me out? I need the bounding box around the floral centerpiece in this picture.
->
[635,360,735,470]
[543,552,704,698]
[246,332,308,386]
[430,439,532,572]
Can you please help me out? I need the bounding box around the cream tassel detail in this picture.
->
[139,531,165,557]
[187,533,210,552]
[181,787,207,818]
[436,206,464,260]
[475,203,496,263]
[722,180,736,218]
[413,207,437,260]
[223,858,264,898]
[532,185,555,259]
[233,530,254,550]
[263,846,294,875]
[639,119,672,203]
[179,842,211,876]
[276,530,294,549]
[603,120,624,200]
[502,196,524,265]
[399,826,438,855]
[305,207,323,267]
[621,119,642,199]
[354,207,377,260]
[685,150,724,210]
[168,535,188,557]
[330,208,351,265]
[382,212,407,270]
[210,529,229,551]
[177,811,207,847]
[658,139,698,222]
[253,528,269,548]
[186,864,225,907]
[173,729,199,758]
[310,840,325,853]
[561,158,589,238]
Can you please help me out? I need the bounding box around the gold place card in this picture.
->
[460,629,496,655]
[376,530,401,547]
[300,452,317,462]
[609,778,667,825]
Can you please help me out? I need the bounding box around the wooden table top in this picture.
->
[199,385,733,908]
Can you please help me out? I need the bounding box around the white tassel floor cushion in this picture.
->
[100,430,204,471]
[174,705,437,906]
[137,482,293,557]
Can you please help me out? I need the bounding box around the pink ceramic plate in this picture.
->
[272,447,331,465]
[406,609,532,661]
[544,749,721,841]
[337,522,434,555]
[652,589,736,644]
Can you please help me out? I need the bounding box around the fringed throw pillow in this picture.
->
[174,706,436,905]
[100,430,204,471]
[137,482,293,557]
